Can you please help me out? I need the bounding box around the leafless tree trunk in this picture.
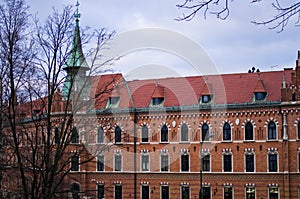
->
[0,1,117,199]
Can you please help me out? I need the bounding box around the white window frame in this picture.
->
[180,184,190,199]
[180,152,190,172]
[244,153,255,173]
[267,152,278,173]
[140,153,150,172]
[160,153,169,172]
[268,186,279,199]
[114,153,122,172]
[223,152,233,172]
[223,186,234,199]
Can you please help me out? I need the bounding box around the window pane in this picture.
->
[115,185,122,199]
[181,124,189,142]
[181,186,190,199]
[224,187,233,199]
[161,186,169,199]
[298,121,300,139]
[201,154,210,172]
[115,126,122,143]
[115,155,122,171]
[223,123,231,141]
[246,154,254,172]
[142,186,149,199]
[161,125,168,142]
[71,155,79,171]
[71,183,80,199]
[246,187,255,199]
[223,155,232,172]
[97,156,104,171]
[161,155,169,171]
[142,126,149,142]
[71,127,79,143]
[181,154,189,172]
[97,184,104,199]
[268,122,276,140]
[268,154,277,172]
[202,124,209,142]
[142,155,149,171]
[269,187,278,199]
[202,187,211,199]
[245,122,253,140]
[97,127,104,143]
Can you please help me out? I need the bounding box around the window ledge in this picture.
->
[243,140,255,143]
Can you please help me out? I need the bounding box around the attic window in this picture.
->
[107,97,120,107]
[254,92,267,101]
[152,97,164,106]
[201,95,211,103]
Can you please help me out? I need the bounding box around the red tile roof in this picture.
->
[93,70,293,108]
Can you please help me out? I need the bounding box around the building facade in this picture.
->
[2,16,300,199]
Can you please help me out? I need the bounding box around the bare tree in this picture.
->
[0,1,117,199]
[176,0,300,32]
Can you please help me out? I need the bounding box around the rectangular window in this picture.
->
[268,154,278,172]
[245,154,254,172]
[181,186,190,199]
[71,155,79,171]
[115,185,122,199]
[161,186,169,199]
[97,155,104,171]
[141,155,149,171]
[97,184,104,199]
[181,154,189,172]
[161,155,169,172]
[202,187,211,199]
[224,187,233,199]
[223,154,232,172]
[201,154,210,172]
[298,153,300,172]
[246,187,255,199]
[114,155,122,171]
[141,186,149,199]
[269,187,278,199]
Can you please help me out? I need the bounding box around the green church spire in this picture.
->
[63,1,88,70]
[62,1,90,99]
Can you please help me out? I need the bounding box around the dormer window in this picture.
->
[201,95,211,103]
[152,97,164,106]
[254,92,267,101]
[107,96,120,108]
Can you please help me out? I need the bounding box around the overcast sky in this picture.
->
[27,0,300,79]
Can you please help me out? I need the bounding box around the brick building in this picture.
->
[2,16,300,199]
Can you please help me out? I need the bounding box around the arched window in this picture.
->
[181,124,189,142]
[70,183,80,199]
[298,121,300,140]
[202,123,209,142]
[115,126,122,143]
[97,127,104,143]
[268,121,277,140]
[71,127,79,144]
[245,122,253,140]
[141,125,149,143]
[223,122,231,141]
[161,125,168,142]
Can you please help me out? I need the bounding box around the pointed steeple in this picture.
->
[63,1,89,71]
[62,1,90,100]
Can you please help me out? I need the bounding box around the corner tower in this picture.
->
[62,1,89,99]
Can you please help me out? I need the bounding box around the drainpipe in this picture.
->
[133,109,137,199]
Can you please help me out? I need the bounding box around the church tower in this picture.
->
[62,1,89,100]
